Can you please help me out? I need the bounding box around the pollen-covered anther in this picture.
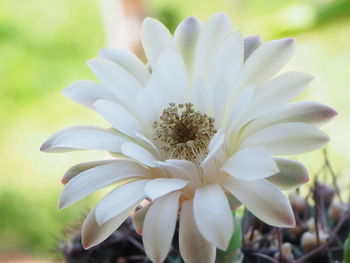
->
[153,102,216,163]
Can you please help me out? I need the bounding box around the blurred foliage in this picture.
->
[0,0,349,260]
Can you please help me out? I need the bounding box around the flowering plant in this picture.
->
[42,12,336,263]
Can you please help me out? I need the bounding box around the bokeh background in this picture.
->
[0,0,349,261]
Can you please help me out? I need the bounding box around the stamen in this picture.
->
[153,102,216,163]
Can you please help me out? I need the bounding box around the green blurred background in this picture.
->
[0,0,349,260]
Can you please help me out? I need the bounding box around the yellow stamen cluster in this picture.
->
[153,102,216,163]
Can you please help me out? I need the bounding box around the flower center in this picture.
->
[153,102,217,163]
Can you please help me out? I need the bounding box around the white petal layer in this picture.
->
[194,184,233,250]
[267,158,309,190]
[59,160,148,209]
[61,160,115,184]
[211,32,244,122]
[143,192,181,263]
[121,142,158,167]
[246,71,313,119]
[174,16,201,73]
[180,200,216,263]
[99,48,150,85]
[240,122,329,155]
[222,147,279,180]
[40,126,124,153]
[95,180,148,224]
[141,18,175,69]
[195,12,233,76]
[237,38,295,89]
[145,178,189,200]
[94,100,143,137]
[223,176,295,227]
[244,101,338,138]
[62,80,115,110]
[87,58,141,111]
[82,207,135,249]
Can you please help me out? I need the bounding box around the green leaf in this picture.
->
[216,211,243,263]
[344,233,350,263]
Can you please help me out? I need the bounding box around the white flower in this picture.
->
[41,12,336,263]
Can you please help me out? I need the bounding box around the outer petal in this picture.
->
[145,178,189,200]
[195,12,233,77]
[222,147,279,181]
[131,203,150,235]
[153,48,188,103]
[94,99,143,137]
[243,101,338,138]
[174,16,201,73]
[244,35,262,60]
[61,159,116,184]
[99,48,150,85]
[40,126,125,153]
[267,158,309,190]
[240,122,329,155]
[246,71,313,119]
[141,17,175,69]
[143,192,181,263]
[237,38,295,89]
[62,80,115,110]
[194,184,234,250]
[223,176,295,227]
[87,58,142,111]
[95,180,148,224]
[59,160,148,209]
[82,207,135,249]
[180,200,216,263]
[121,142,158,167]
[211,32,244,123]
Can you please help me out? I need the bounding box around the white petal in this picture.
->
[131,203,150,235]
[59,160,148,209]
[143,191,181,263]
[180,200,216,263]
[62,80,115,110]
[121,142,158,167]
[136,88,161,126]
[223,176,295,227]
[195,12,233,76]
[82,207,135,249]
[227,85,255,135]
[237,38,295,89]
[244,35,262,60]
[141,17,175,70]
[192,75,210,113]
[194,184,234,250]
[174,16,201,73]
[222,147,279,181]
[94,100,143,137]
[95,180,148,224]
[40,126,125,153]
[201,130,225,168]
[211,32,244,123]
[244,101,338,138]
[240,122,329,155]
[134,132,160,159]
[162,159,201,187]
[61,159,116,184]
[154,48,188,103]
[267,158,309,190]
[99,48,150,85]
[87,58,142,111]
[246,71,313,119]
[145,178,189,200]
